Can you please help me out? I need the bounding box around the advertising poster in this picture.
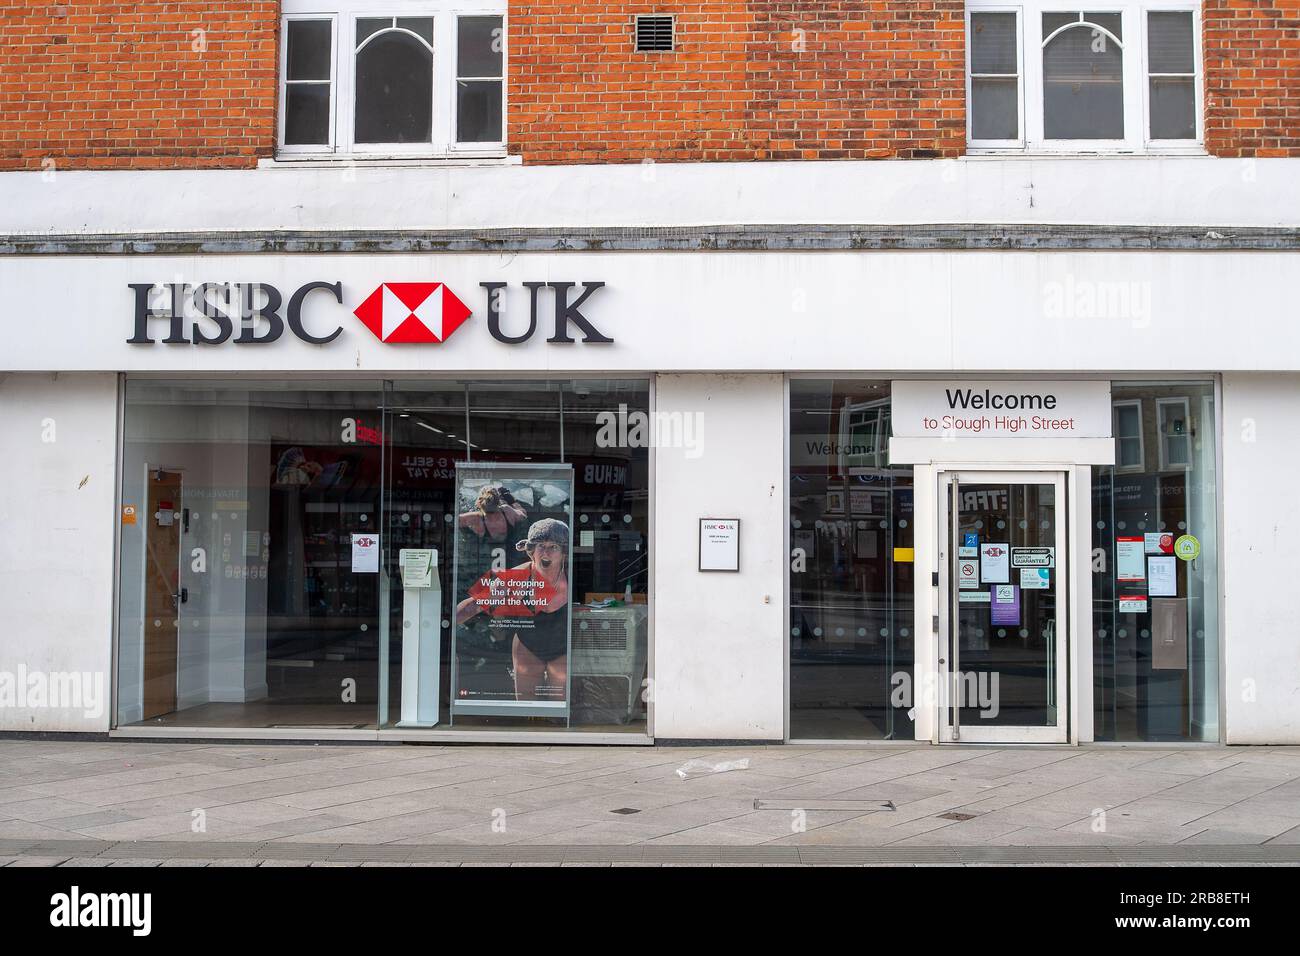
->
[990,585,1021,625]
[1011,547,1054,568]
[1144,532,1174,555]
[451,463,574,718]
[1020,567,1050,590]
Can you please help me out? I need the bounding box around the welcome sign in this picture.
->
[891,381,1112,439]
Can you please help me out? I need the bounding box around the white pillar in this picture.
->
[651,373,786,740]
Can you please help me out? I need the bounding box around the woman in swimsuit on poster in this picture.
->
[455,518,570,702]
[457,485,527,540]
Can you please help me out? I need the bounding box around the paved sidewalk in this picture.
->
[1,740,1298,865]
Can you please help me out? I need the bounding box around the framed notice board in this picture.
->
[699,518,740,572]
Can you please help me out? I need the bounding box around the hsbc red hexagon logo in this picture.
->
[352,282,472,344]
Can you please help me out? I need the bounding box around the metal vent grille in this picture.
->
[635,15,674,52]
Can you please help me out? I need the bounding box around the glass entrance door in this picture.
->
[938,471,1068,743]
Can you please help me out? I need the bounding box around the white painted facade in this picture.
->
[1,157,1297,743]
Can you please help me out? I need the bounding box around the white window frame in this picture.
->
[1156,396,1192,471]
[453,13,508,151]
[279,0,507,160]
[279,14,339,156]
[966,0,1204,155]
[966,6,1026,149]
[1112,398,1145,472]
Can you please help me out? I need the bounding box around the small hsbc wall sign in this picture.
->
[699,518,740,572]
[126,280,612,347]
[891,380,1111,439]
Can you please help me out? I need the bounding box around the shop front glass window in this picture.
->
[115,377,650,734]
[789,380,914,739]
[116,379,385,730]
[1093,382,1218,741]
[382,380,650,732]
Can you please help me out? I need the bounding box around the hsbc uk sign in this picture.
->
[126,280,612,346]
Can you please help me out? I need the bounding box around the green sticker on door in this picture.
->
[1174,534,1201,561]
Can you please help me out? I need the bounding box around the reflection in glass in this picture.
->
[116,380,385,729]
[382,379,650,732]
[354,29,433,144]
[115,378,650,736]
[1093,382,1218,741]
[1043,20,1124,139]
[952,482,1058,728]
[789,381,914,739]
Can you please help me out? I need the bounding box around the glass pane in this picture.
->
[354,32,433,144]
[1148,11,1194,73]
[1093,383,1219,742]
[115,379,385,730]
[971,12,1017,74]
[1086,12,1122,41]
[357,18,391,47]
[287,19,331,81]
[953,483,1059,728]
[381,379,650,732]
[1044,24,1124,139]
[1042,12,1078,39]
[1115,403,1140,438]
[789,380,915,740]
[1150,77,1196,139]
[1118,436,1141,468]
[459,16,504,77]
[456,79,503,142]
[285,84,330,146]
[972,77,1019,139]
[396,17,434,47]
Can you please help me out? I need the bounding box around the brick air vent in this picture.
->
[634,15,674,52]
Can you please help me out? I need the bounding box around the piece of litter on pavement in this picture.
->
[675,758,750,779]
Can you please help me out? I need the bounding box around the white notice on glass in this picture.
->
[351,533,380,573]
[1147,556,1177,597]
[980,543,1010,584]
[1116,537,1145,581]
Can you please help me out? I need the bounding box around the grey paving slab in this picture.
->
[5,856,71,866]
[1265,823,1300,845]
[1,741,1299,860]
[0,820,83,841]
[39,809,144,831]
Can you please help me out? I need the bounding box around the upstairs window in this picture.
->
[1112,399,1144,471]
[280,2,506,157]
[966,2,1202,152]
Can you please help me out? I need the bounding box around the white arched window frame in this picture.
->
[966,0,1204,154]
[349,21,437,152]
[278,0,508,160]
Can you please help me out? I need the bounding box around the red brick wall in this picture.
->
[508,1,967,163]
[1203,0,1300,157]
[1,1,1297,169]
[0,1,277,170]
